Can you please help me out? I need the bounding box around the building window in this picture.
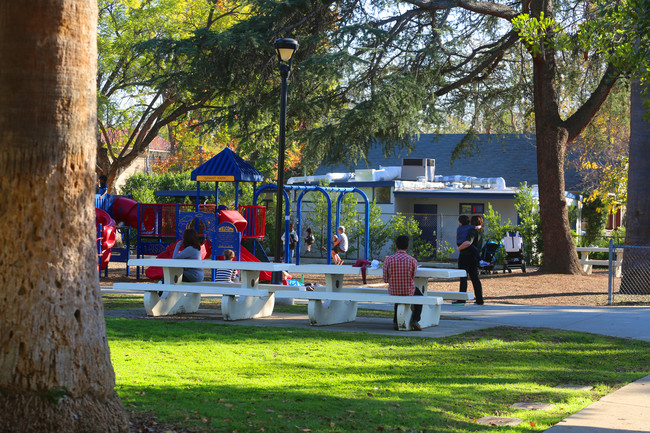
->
[459,203,484,214]
[374,187,391,203]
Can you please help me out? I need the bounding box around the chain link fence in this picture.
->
[609,243,650,304]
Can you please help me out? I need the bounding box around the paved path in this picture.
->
[440,303,650,342]
[103,288,650,432]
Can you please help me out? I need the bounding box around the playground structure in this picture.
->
[95,147,371,278]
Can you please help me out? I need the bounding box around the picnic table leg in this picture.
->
[221,293,275,320]
[307,299,358,325]
[142,266,202,316]
[406,276,441,329]
[143,290,202,316]
[307,273,358,325]
[615,251,623,278]
[221,269,275,320]
[579,251,593,274]
[398,303,441,329]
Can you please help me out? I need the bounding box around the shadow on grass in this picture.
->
[107,319,650,432]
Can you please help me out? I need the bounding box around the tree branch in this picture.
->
[435,31,520,96]
[403,0,520,21]
[564,63,620,142]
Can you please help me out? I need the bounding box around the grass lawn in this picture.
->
[106,317,650,433]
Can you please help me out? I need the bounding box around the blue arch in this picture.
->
[253,184,292,262]
[295,187,333,264]
[294,186,369,264]
[253,184,370,264]
[335,188,370,263]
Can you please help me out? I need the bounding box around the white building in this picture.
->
[287,134,582,258]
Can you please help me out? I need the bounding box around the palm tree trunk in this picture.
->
[621,80,650,294]
[0,1,129,431]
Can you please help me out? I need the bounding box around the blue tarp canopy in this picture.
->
[190,147,263,183]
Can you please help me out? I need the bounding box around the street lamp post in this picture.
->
[273,38,298,273]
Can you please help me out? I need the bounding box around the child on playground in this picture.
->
[215,249,238,282]
[172,228,204,282]
[304,228,315,252]
[96,174,108,198]
[331,226,348,265]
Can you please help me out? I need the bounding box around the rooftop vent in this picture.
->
[401,158,435,181]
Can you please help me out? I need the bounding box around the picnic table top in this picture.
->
[128,258,292,272]
[129,259,466,278]
[285,264,466,279]
[575,247,623,253]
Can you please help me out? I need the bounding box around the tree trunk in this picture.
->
[621,80,650,293]
[0,1,129,432]
[530,0,583,274]
[535,126,583,273]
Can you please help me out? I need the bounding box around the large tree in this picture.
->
[130,0,622,273]
[97,0,243,190]
[0,1,129,431]
[287,0,620,274]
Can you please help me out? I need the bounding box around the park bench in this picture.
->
[576,247,623,277]
[278,264,470,330]
[113,260,469,331]
[113,259,294,319]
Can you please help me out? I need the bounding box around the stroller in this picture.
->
[501,232,527,273]
[479,240,501,274]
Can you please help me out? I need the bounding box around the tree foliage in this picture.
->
[97,0,253,188]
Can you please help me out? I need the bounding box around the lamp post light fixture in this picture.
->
[273,37,298,270]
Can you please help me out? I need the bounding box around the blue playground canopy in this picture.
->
[190,147,263,182]
[190,147,264,209]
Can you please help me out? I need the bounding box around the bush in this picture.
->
[119,172,251,206]
[581,197,608,246]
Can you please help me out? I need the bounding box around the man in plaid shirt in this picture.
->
[382,235,423,331]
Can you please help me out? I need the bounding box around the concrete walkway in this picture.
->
[103,288,650,432]
[439,303,650,432]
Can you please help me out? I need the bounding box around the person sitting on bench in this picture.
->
[172,228,204,283]
[382,235,422,331]
[215,249,239,282]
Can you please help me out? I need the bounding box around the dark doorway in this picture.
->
[413,204,438,257]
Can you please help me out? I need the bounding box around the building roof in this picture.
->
[148,136,171,152]
[314,133,583,191]
[191,147,264,182]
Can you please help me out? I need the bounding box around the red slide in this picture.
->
[239,245,272,282]
[145,240,212,281]
[95,208,117,270]
[111,196,139,228]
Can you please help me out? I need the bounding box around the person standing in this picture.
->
[456,215,485,305]
[281,223,299,263]
[304,227,315,253]
[382,235,422,331]
[331,226,348,265]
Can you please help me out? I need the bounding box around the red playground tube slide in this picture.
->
[95,208,116,270]
[111,196,139,228]
[144,240,212,281]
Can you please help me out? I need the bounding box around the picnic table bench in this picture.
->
[114,259,294,319]
[576,247,623,277]
[278,264,468,330]
[113,260,469,331]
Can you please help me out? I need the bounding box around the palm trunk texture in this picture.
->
[0,1,129,431]
[621,80,650,294]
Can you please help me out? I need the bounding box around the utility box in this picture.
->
[401,158,435,181]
